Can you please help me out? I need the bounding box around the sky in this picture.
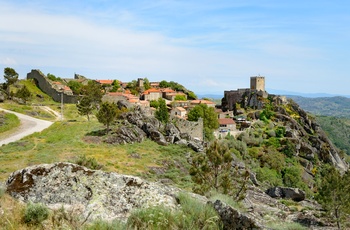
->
[1,0,350,96]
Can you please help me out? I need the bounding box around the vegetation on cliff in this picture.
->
[1,69,349,229]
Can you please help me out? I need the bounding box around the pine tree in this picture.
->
[15,85,31,104]
[189,140,248,200]
[3,67,19,97]
[155,98,169,123]
[77,96,94,121]
[316,166,350,229]
[96,102,118,133]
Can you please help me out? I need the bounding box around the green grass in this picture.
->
[127,193,221,230]
[0,117,195,191]
[0,111,20,133]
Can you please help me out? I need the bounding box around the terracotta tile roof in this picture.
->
[191,99,216,105]
[96,80,113,84]
[161,88,175,93]
[143,88,161,95]
[176,107,186,112]
[63,86,71,91]
[218,118,235,125]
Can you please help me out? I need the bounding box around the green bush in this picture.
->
[23,202,49,225]
[255,167,283,187]
[85,219,126,230]
[74,155,104,170]
[127,193,221,230]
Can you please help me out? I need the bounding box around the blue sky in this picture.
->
[1,0,350,95]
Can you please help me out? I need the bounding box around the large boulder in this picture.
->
[105,126,147,144]
[6,163,180,222]
[266,187,306,202]
[211,199,264,230]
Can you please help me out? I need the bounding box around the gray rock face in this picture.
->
[111,108,204,151]
[0,92,4,102]
[211,199,264,230]
[265,187,306,202]
[106,126,147,144]
[6,163,180,222]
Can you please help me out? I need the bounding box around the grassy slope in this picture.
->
[0,119,193,189]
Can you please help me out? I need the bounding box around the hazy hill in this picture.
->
[287,95,350,118]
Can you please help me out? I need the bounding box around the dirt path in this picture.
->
[0,108,54,146]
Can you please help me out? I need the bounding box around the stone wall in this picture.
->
[171,117,203,141]
[27,69,78,104]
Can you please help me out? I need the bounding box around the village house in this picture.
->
[171,107,187,119]
[216,109,234,119]
[95,80,114,85]
[218,118,236,132]
[142,88,162,101]
[190,99,216,108]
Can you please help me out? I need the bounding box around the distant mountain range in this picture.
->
[197,89,350,99]
[197,90,350,118]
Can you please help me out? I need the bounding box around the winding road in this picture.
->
[0,107,55,146]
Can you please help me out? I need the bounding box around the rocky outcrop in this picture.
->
[107,106,204,151]
[265,187,306,202]
[6,163,180,222]
[5,164,335,228]
[211,199,264,230]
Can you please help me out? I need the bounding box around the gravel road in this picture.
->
[0,108,53,146]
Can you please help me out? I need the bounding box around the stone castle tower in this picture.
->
[250,76,265,91]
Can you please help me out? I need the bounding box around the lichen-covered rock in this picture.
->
[211,199,264,230]
[105,126,147,144]
[6,163,180,222]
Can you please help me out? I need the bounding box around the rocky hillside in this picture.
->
[4,163,337,229]
[1,88,349,228]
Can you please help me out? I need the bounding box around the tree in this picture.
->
[187,91,197,100]
[143,78,151,90]
[188,104,219,140]
[155,98,169,123]
[174,95,187,101]
[190,140,249,200]
[110,80,120,92]
[150,100,159,109]
[316,166,350,229]
[159,80,169,88]
[77,96,94,121]
[81,80,103,107]
[67,81,83,95]
[96,102,118,133]
[3,67,19,96]
[15,85,31,104]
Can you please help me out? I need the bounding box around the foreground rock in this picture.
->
[6,162,180,222]
[5,163,334,228]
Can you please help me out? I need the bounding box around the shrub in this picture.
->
[127,193,221,230]
[23,202,49,225]
[127,206,178,230]
[74,155,104,170]
[255,167,283,187]
[85,219,126,230]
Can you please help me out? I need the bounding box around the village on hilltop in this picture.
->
[26,69,278,138]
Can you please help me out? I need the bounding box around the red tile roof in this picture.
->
[191,99,216,105]
[143,88,161,95]
[218,118,235,125]
[96,80,113,84]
